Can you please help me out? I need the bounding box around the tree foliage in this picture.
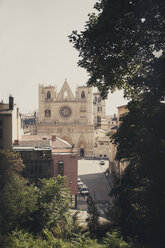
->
[31,176,77,238]
[69,0,165,99]
[103,230,130,248]
[109,96,165,247]
[86,195,99,235]
[0,151,80,246]
[70,0,165,247]
[0,150,37,234]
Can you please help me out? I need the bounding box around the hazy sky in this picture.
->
[0,0,128,115]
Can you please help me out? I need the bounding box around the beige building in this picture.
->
[117,105,127,126]
[109,105,128,175]
[0,96,23,150]
[94,129,110,159]
[93,92,106,128]
[36,80,106,158]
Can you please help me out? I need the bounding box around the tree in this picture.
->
[69,1,165,247]
[31,176,78,239]
[103,230,130,248]
[69,0,165,100]
[109,97,165,246]
[86,195,99,236]
[0,150,37,235]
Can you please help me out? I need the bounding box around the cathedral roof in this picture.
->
[57,79,75,101]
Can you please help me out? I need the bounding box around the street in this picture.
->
[77,159,112,219]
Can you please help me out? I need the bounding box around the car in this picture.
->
[78,181,84,190]
[77,177,81,183]
[100,160,105,165]
[80,185,89,196]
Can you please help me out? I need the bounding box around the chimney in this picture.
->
[52,135,56,141]
[9,96,14,110]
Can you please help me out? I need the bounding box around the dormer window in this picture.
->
[81,91,85,99]
[47,91,51,99]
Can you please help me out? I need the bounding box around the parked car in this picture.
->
[80,185,89,196]
[78,180,84,190]
[100,160,105,165]
[77,177,81,183]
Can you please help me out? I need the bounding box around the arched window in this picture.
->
[47,91,51,99]
[95,96,97,102]
[45,109,51,117]
[81,91,85,99]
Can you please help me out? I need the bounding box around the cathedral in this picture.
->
[36,80,105,158]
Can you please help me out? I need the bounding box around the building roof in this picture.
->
[117,104,127,109]
[14,139,51,148]
[52,137,72,149]
[18,135,73,152]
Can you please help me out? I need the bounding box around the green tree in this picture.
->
[86,195,99,236]
[0,150,37,235]
[69,0,165,99]
[109,97,165,246]
[70,1,165,247]
[32,176,78,239]
[104,230,130,248]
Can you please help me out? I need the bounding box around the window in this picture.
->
[97,115,101,124]
[45,109,51,117]
[64,90,68,98]
[47,91,51,99]
[58,161,64,176]
[81,91,85,99]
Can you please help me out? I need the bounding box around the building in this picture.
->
[13,135,78,207]
[93,92,106,128]
[13,139,52,183]
[0,96,23,150]
[22,113,37,135]
[51,135,78,208]
[36,80,106,158]
[108,105,128,175]
[117,105,127,126]
[94,129,110,159]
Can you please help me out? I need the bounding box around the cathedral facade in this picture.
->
[36,80,105,158]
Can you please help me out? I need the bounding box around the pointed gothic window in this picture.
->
[64,90,68,98]
[81,91,85,99]
[47,91,51,99]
